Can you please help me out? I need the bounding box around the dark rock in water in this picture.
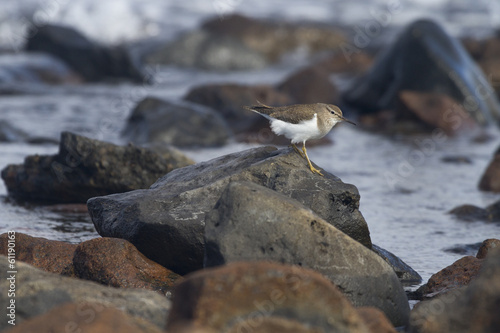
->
[204,181,408,326]
[201,14,346,63]
[0,52,82,84]
[479,145,500,192]
[372,244,422,285]
[25,24,146,83]
[408,249,500,333]
[412,256,482,300]
[0,232,76,276]
[0,120,29,142]
[145,30,266,71]
[276,65,339,104]
[166,261,381,332]
[1,131,193,203]
[0,258,170,331]
[73,237,181,294]
[7,302,163,333]
[476,238,500,259]
[440,155,473,164]
[449,204,490,221]
[184,83,292,143]
[88,146,371,275]
[343,19,500,129]
[122,97,232,148]
[443,242,482,256]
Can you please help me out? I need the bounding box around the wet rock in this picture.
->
[184,83,292,136]
[73,237,181,294]
[463,35,500,96]
[343,19,500,129]
[372,244,422,285]
[204,181,408,326]
[25,24,146,83]
[440,155,473,164]
[448,204,489,221]
[399,91,478,134]
[0,232,76,276]
[357,307,398,333]
[0,120,29,142]
[201,14,346,62]
[6,302,163,333]
[413,256,482,300]
[408,248,500,333]
[443,242,482,256]
[476,238,500,259]
[0,258,170,331]
[479,145,500,192]
[276,65,339,104]
[1,131,193,203]
[0,52,82,84]
[145,30,266,70]
[88,146,371,275]
[166,261,372,332]
[122,97,232,148]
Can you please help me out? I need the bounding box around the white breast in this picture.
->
[270,114,324,144]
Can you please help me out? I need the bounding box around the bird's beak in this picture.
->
[340,116,356,126]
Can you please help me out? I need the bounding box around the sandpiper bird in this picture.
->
[244,102,355,176]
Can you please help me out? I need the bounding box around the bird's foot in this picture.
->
[308,164,324,176]
[290,144,305,159]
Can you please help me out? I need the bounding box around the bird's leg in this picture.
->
[290,143,305,159]
[302,142,323,176]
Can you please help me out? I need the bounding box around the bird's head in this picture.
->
[324,104,356,125]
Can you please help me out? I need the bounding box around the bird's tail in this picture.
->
[243,100,273,114]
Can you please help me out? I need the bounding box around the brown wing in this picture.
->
[268,104,318,124]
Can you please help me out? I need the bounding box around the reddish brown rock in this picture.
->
[184,83,292,144]
[399,91,478,134]
[0,232,76,276]
[277,66,339,105]
[476,238,500,259]
[201,13,346,62]
[414,256,482,300]
[479,145,500,192]
[463,36,500,95]
[357,307,397,333]
[6,302,162,333]
[315,51,374,74]
[73,237,181,294]
[166,261,370,333]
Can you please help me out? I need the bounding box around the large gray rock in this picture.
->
[0,257,170,331]
[122,97,232,148]
[1,131,193,203]
[408,248,500,333]
[88,146,371,275]
[204,181,409,327]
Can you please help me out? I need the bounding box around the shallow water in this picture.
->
[1,0,500,287]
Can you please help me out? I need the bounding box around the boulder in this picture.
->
[449,201,500,222]
[408,249,500,333]
[73,237,181,294]
[6,302,163,333]
[412,256,482,300]
[88,146,371,275]
[0,232,76,276]
[372,244,422,285]
[476,238,500,259]
[201,14,346,62]
[184,83,292,137]
[0,258,170,331]
[1,131,193,203]
[357,307,398,333]
[276,65,339,105]
[166,261,371,333]
[122,97,232,148]
[0,52,81,84]
[479,145,500,192]
[145,30,266,71]
[25,24,146,83]
[204,181,408,326]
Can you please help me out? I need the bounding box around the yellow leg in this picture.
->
[302,143,323,176]
[290,143,305,159]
